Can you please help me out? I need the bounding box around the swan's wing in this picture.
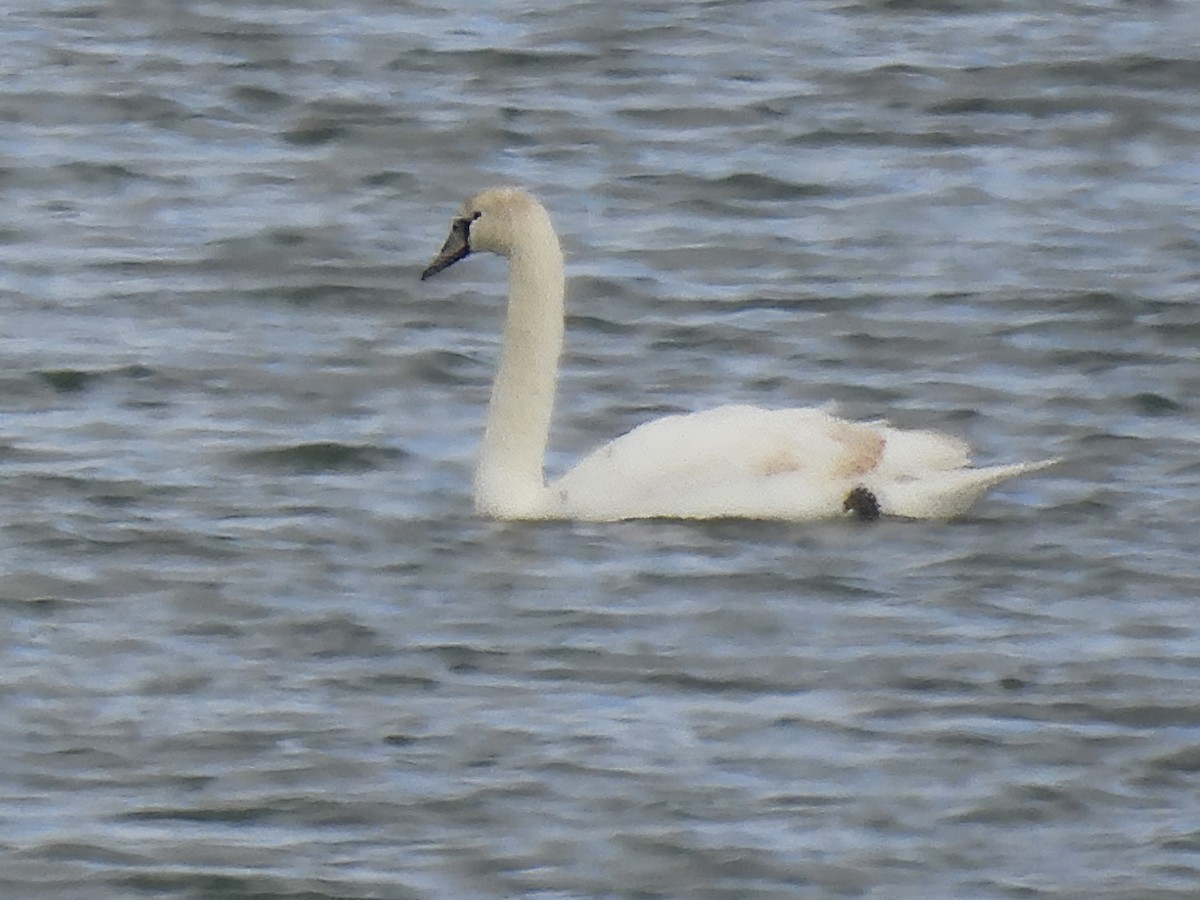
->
[872,424,971,476]
[865,426,1057,517]
[548,404,1056,521]
[550,405,883,520]
[870,458,1059,519]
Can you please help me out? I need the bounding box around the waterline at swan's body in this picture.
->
[421,186,1055,521]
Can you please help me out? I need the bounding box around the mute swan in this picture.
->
[421,186,1055,521]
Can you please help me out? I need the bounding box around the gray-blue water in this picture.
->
[2,1,1198,897]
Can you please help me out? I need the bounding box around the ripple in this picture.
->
[234,442,409,474]
[2,1,1198,897]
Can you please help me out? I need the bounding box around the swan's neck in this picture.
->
[475,230,565,517]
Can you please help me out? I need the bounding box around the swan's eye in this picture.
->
[471,211,482,221]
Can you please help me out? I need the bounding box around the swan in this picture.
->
[421,186,1055,521]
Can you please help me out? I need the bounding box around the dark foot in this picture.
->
[843,486,881,521]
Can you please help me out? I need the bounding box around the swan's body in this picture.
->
[421,186,1055,521]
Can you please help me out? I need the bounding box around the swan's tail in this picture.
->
[874,458,1059,519]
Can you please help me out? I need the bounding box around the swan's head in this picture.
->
[421,186,551,280]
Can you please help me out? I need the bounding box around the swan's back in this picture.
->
[548,404,1040,521]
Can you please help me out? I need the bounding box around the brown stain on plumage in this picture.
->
[750,424,885,479]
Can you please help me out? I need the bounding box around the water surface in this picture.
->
[1,1,1198,897]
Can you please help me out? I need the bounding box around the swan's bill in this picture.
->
[421,216,473,280]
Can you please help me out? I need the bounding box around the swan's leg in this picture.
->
[843,486,881,521]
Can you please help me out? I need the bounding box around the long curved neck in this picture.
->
[474,225,565,517]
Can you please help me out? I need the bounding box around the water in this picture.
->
[1,1,1198,897]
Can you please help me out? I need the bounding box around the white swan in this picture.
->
[421,186,1055,521]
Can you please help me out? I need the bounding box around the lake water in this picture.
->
[2,1,1198,897]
